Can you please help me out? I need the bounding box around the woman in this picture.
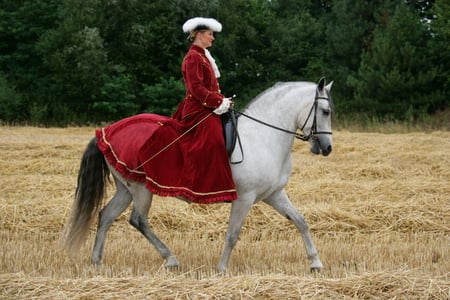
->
[170,17,237,203]
[95,17,237,204]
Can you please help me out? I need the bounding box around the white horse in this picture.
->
[62,77,333,272]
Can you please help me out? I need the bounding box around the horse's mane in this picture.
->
[243,81,315,111]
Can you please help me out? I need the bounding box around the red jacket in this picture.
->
[173,45,224,121]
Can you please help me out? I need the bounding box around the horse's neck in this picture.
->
[240,83,314,158]
[245,83,314,136]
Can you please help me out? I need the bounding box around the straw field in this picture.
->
[0,126,449,299]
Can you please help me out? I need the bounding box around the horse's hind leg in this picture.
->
[264,189,324,272]
[129,184,179,269]
[92,177,132,266]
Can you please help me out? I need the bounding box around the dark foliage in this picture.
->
[0,0,447,125]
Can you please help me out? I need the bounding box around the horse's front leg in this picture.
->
[217,197,253,272]
[264,189,324,272]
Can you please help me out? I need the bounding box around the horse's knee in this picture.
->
[287,213,309,231]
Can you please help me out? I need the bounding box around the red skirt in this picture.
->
[95,113,237,203]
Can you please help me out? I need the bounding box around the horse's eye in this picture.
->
[323,109,331,116]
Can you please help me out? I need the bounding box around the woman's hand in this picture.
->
[213,97,233,115]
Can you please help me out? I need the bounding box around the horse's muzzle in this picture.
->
[310,139,332,156]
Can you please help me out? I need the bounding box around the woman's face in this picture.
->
[196,30,215,48]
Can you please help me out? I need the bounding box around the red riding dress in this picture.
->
[95,45,238,203]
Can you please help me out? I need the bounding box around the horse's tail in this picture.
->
[61,137,110,253]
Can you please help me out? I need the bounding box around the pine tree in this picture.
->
[427,0,450,112]
[324,0,390,112]
[351,2,438,120]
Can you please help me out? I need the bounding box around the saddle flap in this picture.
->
[221,111,238,156]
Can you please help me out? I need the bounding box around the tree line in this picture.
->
[0,0,448,125]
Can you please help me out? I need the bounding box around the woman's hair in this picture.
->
[188,29,208,43]
[188,30,198,42]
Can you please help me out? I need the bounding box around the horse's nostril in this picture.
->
[322,145,332,156]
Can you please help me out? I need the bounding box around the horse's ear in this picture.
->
[318,77,326,91]
[325,81,333,91]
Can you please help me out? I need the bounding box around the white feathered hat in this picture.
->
[182,17,222,33]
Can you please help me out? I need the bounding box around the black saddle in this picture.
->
[221,110,239,158]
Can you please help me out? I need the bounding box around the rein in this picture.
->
[232,88,332,143]
[232,109,310,141]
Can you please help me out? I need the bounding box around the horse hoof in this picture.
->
[164,256,180,269]
[91,258,102,268]
[216,264,228,274]
[309,259,324,273]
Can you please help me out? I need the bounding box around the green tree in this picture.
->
[36,0,186,122]
[350,2,439,120]
[215,0,324,104]
[0,0,446,125]
[323,0,400,113]
[0,0,60,123]
[39,24,110,122]
[141,77,185,116]
[426,0,450,112]
[213,0,274,103]
[93,74,138,121]
[269,4,324,81]
[0,73,25,122]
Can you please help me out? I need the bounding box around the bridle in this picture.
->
[228,87,332,164]
[298,87,333,141]
[232,87,333,142]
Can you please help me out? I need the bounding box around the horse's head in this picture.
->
[299,77,333,156]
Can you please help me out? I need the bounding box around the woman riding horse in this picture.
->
[96,17,237,203]
[172,17,237,201]
[63,17,334,272]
